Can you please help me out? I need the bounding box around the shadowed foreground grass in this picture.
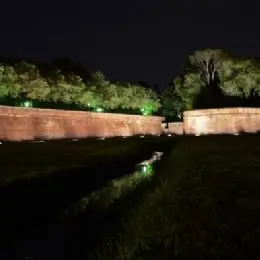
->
[0,136,171,186]
[0,136,176,259]
[94,135,260,260]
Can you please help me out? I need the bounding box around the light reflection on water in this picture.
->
[65,151,164,216]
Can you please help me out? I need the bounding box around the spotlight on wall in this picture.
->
[167,134,172,137]
[99,137,105,140]
[140,135,144,138]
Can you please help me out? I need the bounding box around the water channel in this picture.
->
[64,151,164,217]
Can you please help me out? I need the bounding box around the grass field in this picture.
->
[93,135,260,260]
[0,135,178,259]
[2,134,260,259]
[0,136,173,186]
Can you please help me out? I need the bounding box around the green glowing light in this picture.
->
[141,163,153,175]
[140,106,152,116]
[96,107,104,112]
[21,101,33,108]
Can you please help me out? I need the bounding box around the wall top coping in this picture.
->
[183,107,260,117]
[0,105,165,121]
[167,122,183,125]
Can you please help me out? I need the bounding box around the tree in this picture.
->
[77,86,102,109]
[189,49,223,85]
[116,85,133,109]
[0,65,21,98]
[0,60,162,115]
[140,88,161,114]
[25,78,50,100]
[48,70,84,104]
[91,71,109,88]
[175,73,205,110]
[126,84,142,109]
[161,83,183,120]
[0,66,8,98]
[14,62,51,100]
[101,83,121,109]
[218,58,260,98]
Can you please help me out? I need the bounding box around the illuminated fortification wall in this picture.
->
[163,122,183,135]
[2,106,256,140]
[183,108,260,135]
[0,106,165,141]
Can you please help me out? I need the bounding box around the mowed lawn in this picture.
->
[95,135,260,260]
[0,136,172,186]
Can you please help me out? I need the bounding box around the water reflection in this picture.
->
[65,151,163,216]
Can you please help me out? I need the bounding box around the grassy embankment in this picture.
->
[94,135,260,260]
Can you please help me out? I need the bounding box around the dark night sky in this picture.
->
[0,0,259,90]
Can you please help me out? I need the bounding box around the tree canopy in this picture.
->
[0,61,161,115]
[4,50,260,120]
[161,49,260,119]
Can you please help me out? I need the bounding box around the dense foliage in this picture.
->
[162,49,260,119]
[4,51,260,119]
[0,61,161,115]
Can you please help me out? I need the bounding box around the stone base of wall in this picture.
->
[0,106,165,141]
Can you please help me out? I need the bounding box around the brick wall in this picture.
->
[3,106,256,140]
[0,106,165,141]
[183,108,260,135]
[162,122,183,135]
